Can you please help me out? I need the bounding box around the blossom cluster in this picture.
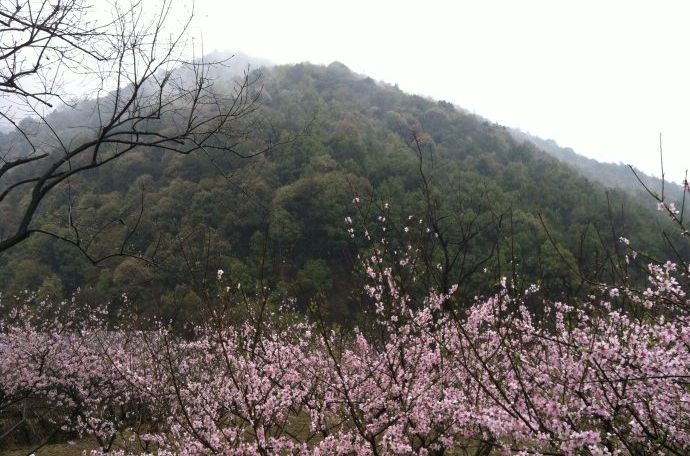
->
[2,250,689,456]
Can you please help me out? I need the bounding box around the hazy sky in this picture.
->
[193,0,689,181]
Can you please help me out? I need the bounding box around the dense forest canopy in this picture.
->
[0,60,685,324]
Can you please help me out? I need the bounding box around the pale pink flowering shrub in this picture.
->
[2,203,690,454]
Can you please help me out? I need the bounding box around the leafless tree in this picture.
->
[408,130,500,298]
[0,0,266,261]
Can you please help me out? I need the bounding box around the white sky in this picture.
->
[193,0,689,181]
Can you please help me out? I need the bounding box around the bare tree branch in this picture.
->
[0,0,265,259]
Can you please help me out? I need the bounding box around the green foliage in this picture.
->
[0,61,680,323]
[295,259,332,299]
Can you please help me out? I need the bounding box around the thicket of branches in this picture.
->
[0,0,262,259]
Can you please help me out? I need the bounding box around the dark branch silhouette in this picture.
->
[0,0,265,260]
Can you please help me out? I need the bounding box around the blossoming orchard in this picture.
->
[1,194,690,455]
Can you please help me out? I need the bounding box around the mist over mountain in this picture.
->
[1,58,684,322]
[510,128,686,203]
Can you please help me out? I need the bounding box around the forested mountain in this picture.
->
[510,128,686,202]
[0,60,683,324]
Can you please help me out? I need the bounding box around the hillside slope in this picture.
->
[510,128,685,203]
[0,61,682,322]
